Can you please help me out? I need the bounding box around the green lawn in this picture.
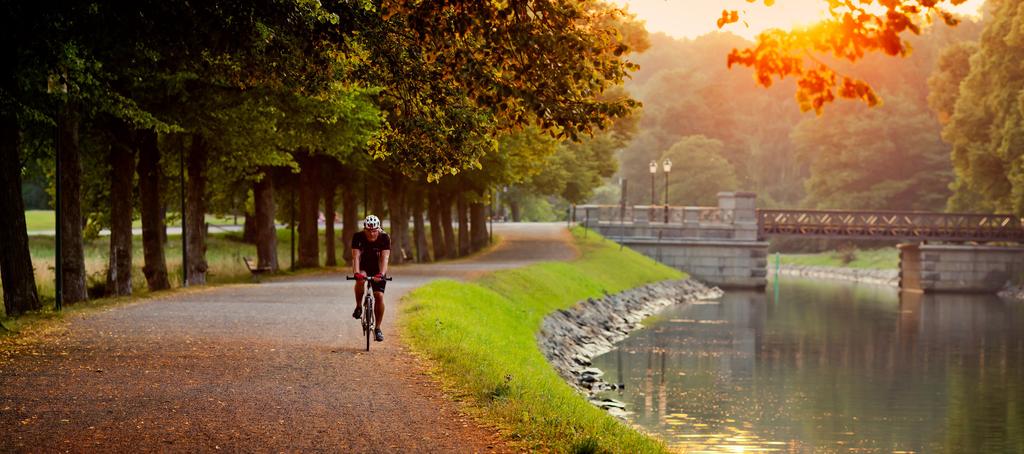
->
[23,210,238,231]
[780,248,899,270]
[24,210,55,231]
[401,228,684,453]
[1,229,313,319]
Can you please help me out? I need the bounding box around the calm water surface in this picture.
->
[591,278,1024,453]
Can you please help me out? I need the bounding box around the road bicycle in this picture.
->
[346,274,392,351]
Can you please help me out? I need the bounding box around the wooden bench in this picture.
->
[242,257,273,282]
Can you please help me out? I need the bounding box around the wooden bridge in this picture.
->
[579,192,1024,292]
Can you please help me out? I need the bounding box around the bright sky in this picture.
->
[614,0,986,40]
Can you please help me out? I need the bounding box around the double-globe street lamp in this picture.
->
[648,160,657,204]
[663,158,672,223]
[649,159,673,223]
[649,160,657,222]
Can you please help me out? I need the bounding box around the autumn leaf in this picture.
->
[716,10,740,29]
[726,0,965,113]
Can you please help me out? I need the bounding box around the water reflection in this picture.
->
[591,278,1024,453]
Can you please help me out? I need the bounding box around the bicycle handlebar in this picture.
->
[346,275,393,281]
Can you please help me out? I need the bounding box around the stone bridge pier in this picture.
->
[898,244,1024,293]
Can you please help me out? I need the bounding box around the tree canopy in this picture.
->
[721,0,974,113]
[942,0,1024,215]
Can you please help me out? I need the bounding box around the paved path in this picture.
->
[0,223,577,452]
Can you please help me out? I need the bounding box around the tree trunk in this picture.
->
[371,188,386,219]
[428,188,446,261]
[242,211,256,243]
[341,183,357,265]
[440,193,457,259]
[470,201,488,252]
[387,177,406,265]
[324,181,337,267]
[0,115,41,315]
[160,202,168,245]
[137,129,170,290]
[296,154,320,268]
[412,193,429,262]
[59,102,87,303]
[288,184,297,270]
[105,125,135,296]
[185,134,209,285]
[254,172,279,272]
[456,192,469,257]
[510,200,521,222]
[402,190,414,262]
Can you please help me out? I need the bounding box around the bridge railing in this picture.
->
[757,209,1024,242]
[578,191,1024,243]
[577,205,736,226]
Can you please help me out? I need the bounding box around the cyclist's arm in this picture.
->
[379,250,390,277]
[352,249,362,275]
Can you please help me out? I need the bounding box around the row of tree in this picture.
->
[0,1,647,316]
[4,0,1001,317]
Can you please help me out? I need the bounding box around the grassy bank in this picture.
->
[401,228,684,453]
[780,248,899,270]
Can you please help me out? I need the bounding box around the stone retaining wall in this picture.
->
[537,280,721,412]
[619,240,769,289]
[776,264,1024,301]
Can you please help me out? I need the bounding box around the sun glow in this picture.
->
[615,0,985,40]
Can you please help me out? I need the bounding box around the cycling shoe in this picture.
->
[352,306,362,319]
[374,328,384,342]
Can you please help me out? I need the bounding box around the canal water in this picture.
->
[591,277,1024,453]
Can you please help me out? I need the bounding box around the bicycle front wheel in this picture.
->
[365,320,371,351]
[364,300,372,352]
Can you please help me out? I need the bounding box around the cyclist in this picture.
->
[351,214,391,342]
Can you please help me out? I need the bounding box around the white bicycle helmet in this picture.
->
[363,215,381,230]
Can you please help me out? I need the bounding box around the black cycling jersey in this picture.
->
[351,230,390,275]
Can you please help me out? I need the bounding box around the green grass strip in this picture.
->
[401,228,684,453]
[780,248,899,270]
[22,210,236,231]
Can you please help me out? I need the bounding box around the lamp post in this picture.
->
[48,74,66,310]
[648,160,657,206]
[662,158,672,223]
[180,146,188,287]
[290,187,296,271]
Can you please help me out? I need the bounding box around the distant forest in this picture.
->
[613,19,983,212]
